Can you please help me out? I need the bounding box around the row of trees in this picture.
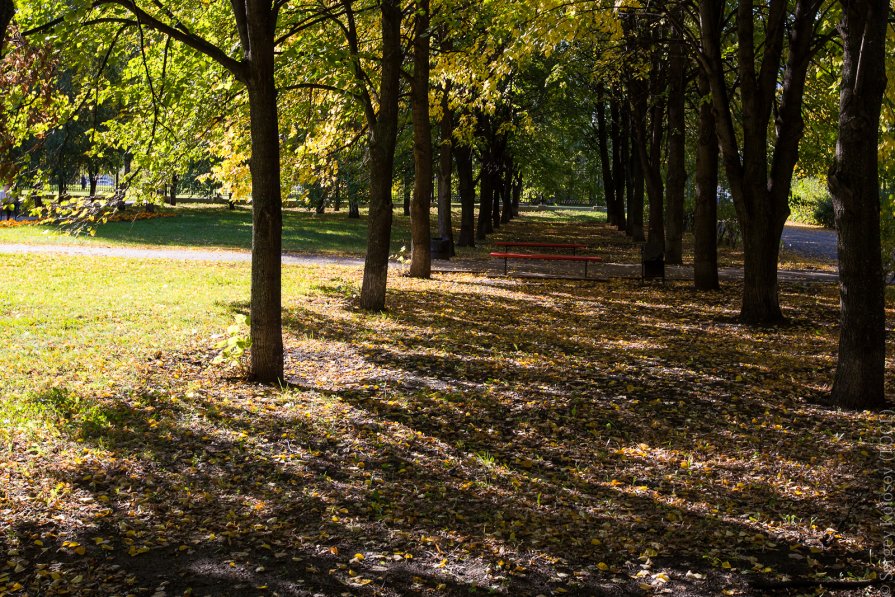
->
[0,0,891,409]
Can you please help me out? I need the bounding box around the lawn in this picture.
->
[0,205,607,259]
[1,240,890,595]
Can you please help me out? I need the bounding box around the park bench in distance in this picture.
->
[489,241,602,278]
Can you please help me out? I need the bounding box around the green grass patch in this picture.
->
[0,254,325,442]
[0,204,606,257]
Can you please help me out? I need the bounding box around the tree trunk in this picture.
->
[500,159,512,224]
[477,156,493,240]
[455,144,476,246]
[245,33,284,382]
[740,209,785,323]
[402,172,411,216]
[512,173,521,217]
[437,85,454,252]
[693,75,719,290]
[827,0,888,409]
[334,170,341,211]
[169,174,179,206]
[490,161,501,230]
[409,0,432,278]
[625,104,645,242]
[88,169,98,197]
[665,10,686,265]
[595,90,615,221]
[699,0,819,324]
[610,99,626,230]
[360,0,402,311]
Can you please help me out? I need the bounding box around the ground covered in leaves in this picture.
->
[1,223,892,596]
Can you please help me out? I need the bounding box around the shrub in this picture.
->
[790,177,835,228]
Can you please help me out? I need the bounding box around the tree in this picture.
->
[664,3,687,265]
[698,0,826,324]
[693,72,719,290]
[357,0,403,311]
[827,0,890,409]
[409,0,432,278]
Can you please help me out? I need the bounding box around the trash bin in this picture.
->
[430,237,454,261]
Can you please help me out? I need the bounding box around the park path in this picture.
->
[781,224,838,261]
[0,241,841,283]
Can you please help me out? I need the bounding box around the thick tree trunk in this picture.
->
[610,99,626,230]
[699,0,818,324]
[595,91,615,221]
[455,144,476,246]
[437,85,454,251]
[169,174,179,206]
[360,0,402,311]
[740,208,785,323]
[693,76,719,291]
[828,0,888,409]
[408,0,432,278]
[665,12,686,265]
[512,173,521,217]
[626,105,645,242]
[246,61,284,382]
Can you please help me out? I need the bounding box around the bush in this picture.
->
[790,177,835,228]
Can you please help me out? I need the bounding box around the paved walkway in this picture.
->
[781,224,838,261]
[0,242,841,284]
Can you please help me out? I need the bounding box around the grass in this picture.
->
[1,230,890,594]
[0,204,607,258]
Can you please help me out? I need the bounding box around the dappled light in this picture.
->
[1,252,889,594]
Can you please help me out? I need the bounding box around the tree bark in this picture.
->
[455,144,476,246]
[408,0,432,278]
[665,9,687,265]
[477,152,493,240]
[693,74,719,291]
[490,159,501,230]
[610,99,626,230]
[437,84,454,251]
[828,0,889,409]
[595,89,615,222]
[699,0,819,324]
[625,105,645,242]
[244,1,284,383]
[500,158,512,225]
[360,0,402,311]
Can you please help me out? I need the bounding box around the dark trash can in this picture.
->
[430,237,454,261]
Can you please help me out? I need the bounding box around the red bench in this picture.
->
[490,252,603,277]
[494,241,587,255]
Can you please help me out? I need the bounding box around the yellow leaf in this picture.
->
[597,562,609,571]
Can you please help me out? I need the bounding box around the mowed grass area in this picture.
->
[0,204,607,258]
[0,204,834,274]
[1,249,891,595]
